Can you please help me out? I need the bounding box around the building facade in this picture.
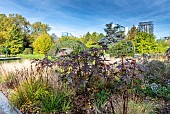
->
[138,21,154,34]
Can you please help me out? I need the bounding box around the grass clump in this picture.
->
[10,78,49,113]
[10,77,73,113]
[41,84,73,113]
[7,59,74,113]
[127,100,155,114]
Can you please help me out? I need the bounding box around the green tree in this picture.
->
[33,33,54,54]
[0,13,53,51]
[99,23,125,47]
[109,40,134,57]
[156,39,168,53]
[6,25,24,54]
[80,32,104,48]
[0,13,33,49]
[58,40,87,54]
[127,25,138,40]
[8,14,32,48]
[58,36,76,43]
[0,14,11,47]
[167,38,170,47]
[31,22,50,39]
[79,32,91,45]
[132,32,157,54]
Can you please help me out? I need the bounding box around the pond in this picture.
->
[0,56,22,64]
[0,60,23,64]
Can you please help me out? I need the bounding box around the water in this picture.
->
[0,60,23,64]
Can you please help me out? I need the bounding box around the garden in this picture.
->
[0,47,170,114]
[0,14,170,114]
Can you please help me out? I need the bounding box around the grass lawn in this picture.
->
[17,54,45,60]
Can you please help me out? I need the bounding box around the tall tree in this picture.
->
[33,33,54,54]
[98,22,125,47]
[51,33,58,43]
[6,25,24,54]
[58,36,77,43]
[156,39,168,53]
[127,25,138,40]
[132,32,157,54]
[31,22,50,39]
[167,37,170,47]
[80,32,91,44]
[0,14,32,49]
[0,14,11,46]
[8,14,30,33]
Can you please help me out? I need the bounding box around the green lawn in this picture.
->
[17,54,45,60]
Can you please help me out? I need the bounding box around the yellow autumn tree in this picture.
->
[33,33,54,54]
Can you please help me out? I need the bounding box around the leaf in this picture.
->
[96,93,102,97]
[101,89,105,95]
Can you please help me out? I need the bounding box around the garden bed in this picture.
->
[0,48,170,113]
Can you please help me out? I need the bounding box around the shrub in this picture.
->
[23,48,33,54]
[33,33,54,54]
[108,40,134,57]
[144,60,167,85]
[56,47,145,113]
[48,40,87,59]
[57,40,87,54]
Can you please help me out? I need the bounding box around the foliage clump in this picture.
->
[108,40,134,57]
[99,22,125,47]
[144,60,168,85]
[33,32,54,54]
[6,25,24,54]
[9,59,73,113]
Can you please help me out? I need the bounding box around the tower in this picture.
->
[138,21,154,34]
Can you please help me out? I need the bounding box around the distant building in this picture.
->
[138,21,154,34]
[125,27,129,35]
[62,32,73,37]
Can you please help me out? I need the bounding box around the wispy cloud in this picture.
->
[0,0,170,37]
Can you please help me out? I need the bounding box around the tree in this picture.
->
[6,25,24,54]
[58,36,77,43]
[132,32,157,54]
[127,25,138,40]
[80,32,104,48]
[0,13,53,52]
[0,14,11,47]
[98,22,125,47]
[109,40,134,57]
[33,33,54,54]
[31,22,50,39]
[51,33,58,43]
[156,39,168,53]
[80,32,91,44]
[0,13,33,49]
[57,40,87,54]
[167,38,170,47]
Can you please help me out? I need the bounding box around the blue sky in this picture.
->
[0,0,170,38]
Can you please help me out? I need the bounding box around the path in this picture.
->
[0,91,22,114]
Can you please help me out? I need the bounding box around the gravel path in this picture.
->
[0,91,22,114]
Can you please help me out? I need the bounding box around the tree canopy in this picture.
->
[33,33,54,54]
[127,25,138,40]
[0,13,52,54]
[6,25,24,54]
[98,22,125,47]
[132,32,157,54]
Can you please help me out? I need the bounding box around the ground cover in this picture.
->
[0,47,170,114]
